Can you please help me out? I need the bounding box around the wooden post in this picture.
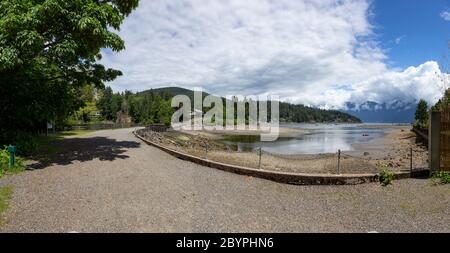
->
[429,111,441,173]
[258,146,262,169]
[410,147,413,174]
[337,149,341,174]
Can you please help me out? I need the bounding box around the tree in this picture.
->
[110,93,124,120]
[415,99,429,128]
[97,87,114,120]
[0,0,139,140]
[157,100,173,126]
[80,84,96,103]
[432,88,450,112]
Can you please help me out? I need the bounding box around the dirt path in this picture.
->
[0,128,449,232]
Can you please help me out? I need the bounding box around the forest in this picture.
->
[73,86,362,126]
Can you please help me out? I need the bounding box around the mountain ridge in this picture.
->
[138,87,362,123]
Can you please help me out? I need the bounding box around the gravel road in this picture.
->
[0,128,449,232]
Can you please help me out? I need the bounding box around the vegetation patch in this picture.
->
[430,171,450,185]
[176,135,191,142]
[0,146,25,178]
[379,164,395,186]
[0,186,13,217]
[59,130,97,137]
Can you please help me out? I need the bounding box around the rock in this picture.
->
[363,152,370,156]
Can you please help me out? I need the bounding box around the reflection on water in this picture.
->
[222,123,392,155]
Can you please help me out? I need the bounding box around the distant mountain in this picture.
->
[343,101,416,123]
[279,102,361,123]
[139,87,361,123]
[139,87,210,100]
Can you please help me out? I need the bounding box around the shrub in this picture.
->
[379,165,395,186]
[13,132,38,156]
[0,146,25,178]
[0,147,9,176]
[413,121,428,130]
[431,171,450,185]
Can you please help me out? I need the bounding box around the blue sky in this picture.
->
[373,0,449,69]
[101,0,450,110]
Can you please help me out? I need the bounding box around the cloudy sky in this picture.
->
[101,0,450,110]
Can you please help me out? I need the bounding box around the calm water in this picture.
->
[222,123,396,155]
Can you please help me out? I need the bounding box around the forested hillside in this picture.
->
[279,102,361,123]
[94,87,361,125]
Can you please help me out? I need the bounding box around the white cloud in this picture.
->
[394,35,405,45]
[441,11,450,21]
[348,61,447,108]
[101,0,448,109]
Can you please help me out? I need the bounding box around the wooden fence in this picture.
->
[441,107,450,171]
[64,123,145,131]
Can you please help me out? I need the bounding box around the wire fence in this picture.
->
[202,144,429,175]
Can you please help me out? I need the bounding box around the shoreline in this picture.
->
[138,124,428,174]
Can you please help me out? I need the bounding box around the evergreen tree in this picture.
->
[415,99,429,128]
[97,87,114,120]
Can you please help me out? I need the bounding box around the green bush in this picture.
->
[13,132,38,156]
[0,146,25,178]
[379,165,395,186]
[412,121,428,130]
[431,171,450,185]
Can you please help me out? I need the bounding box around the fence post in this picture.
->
[7,145,16,168]
[258,146,262,169]
[205,142,208,160]
[337,149,341,174]
[410,147,413,175]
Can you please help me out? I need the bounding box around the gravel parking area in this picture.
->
[0,128,449,232]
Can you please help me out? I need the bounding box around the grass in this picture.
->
[176,135,191,141]
[0,186,13,217]
[34,130,97,158]
[36,130,96,145]
[0,129,97,178]
[59,130,97,137]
